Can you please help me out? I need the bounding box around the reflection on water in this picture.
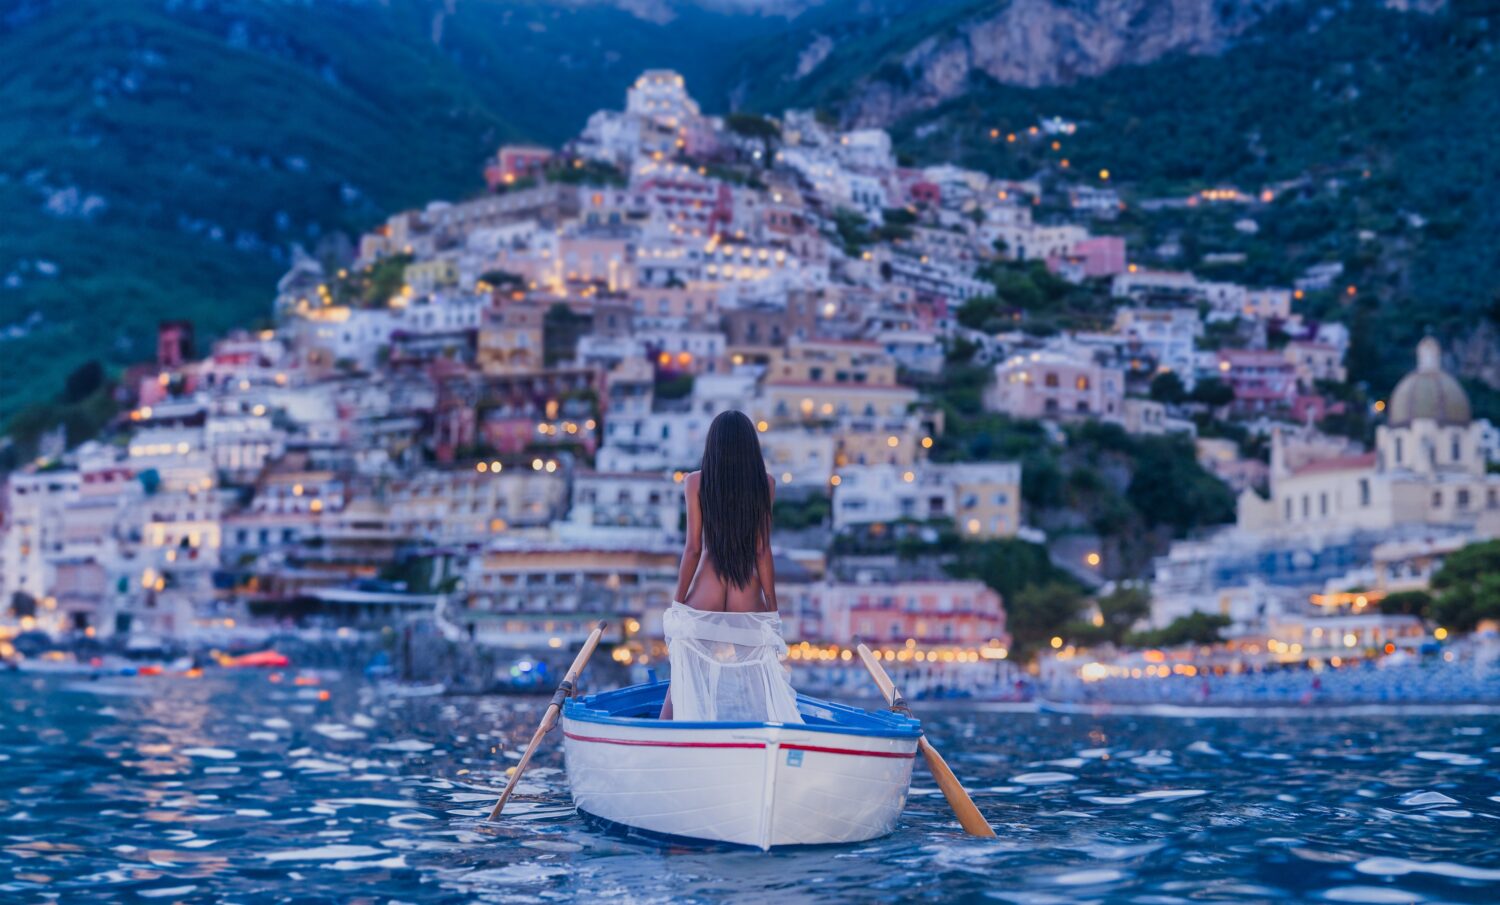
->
[1,673,1498,903]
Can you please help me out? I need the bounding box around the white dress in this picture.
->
[662,602,803,724]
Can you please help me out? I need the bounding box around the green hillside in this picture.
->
[0,0,791,422]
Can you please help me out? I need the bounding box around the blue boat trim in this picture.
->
[564,680,922,740]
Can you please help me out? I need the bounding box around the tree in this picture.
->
[955,295,1007,332]
[946,539,1074,604]
[1429,540,1500,632]
[1149,370,1187,405]
[725,112,778,141]
[1009,582,1087,656]
[63,360,105,404]
[1096,585,1152,645]
[1128,612,1230,648]
[1125,435,1236,534]
[1190,377,1236,408]
[1379,590,1433,618]
[478,269,523,288]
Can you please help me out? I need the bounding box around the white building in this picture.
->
[1238,339,1500,538]
[832,462,1022,538]
[1113,307,1202,384]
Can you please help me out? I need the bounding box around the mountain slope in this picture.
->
[733,0,1296,123]
[884,0,1496,394]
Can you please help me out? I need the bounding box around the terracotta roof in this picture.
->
[1290,452,1377,476]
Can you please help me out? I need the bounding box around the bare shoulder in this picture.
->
[685,470,702,490]
[765,472,776,497]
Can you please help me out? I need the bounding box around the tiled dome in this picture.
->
[1387,338,1470,428]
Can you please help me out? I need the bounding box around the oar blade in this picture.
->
[486,622,608,822]
[854,642,995,838]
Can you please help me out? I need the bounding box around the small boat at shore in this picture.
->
[560,680,921,849]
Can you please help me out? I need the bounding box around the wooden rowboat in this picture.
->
[561,681,922,849]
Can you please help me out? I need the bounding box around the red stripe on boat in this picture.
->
[782,743,916,760]
[563,731,765,750]
[563,732,915,759]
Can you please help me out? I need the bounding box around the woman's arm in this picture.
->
[757,474,779,611]
[672,472,703,604]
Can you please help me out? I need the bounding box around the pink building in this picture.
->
[986,349,1125,420]
[1047,235,1126,280]
[1215,349,1298,415]
[485,144,554,190]
[785,580,1007,648]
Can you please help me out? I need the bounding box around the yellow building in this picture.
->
[769,340,899,386]
[478,303,545,375]
[403,258,458,294]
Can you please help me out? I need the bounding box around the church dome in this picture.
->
[1387,337,1470,428]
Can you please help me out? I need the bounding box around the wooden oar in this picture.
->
[486,620,607,821]
[856,643,996,838]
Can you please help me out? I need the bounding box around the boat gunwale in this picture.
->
[564,681,922,740]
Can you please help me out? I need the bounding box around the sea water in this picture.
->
[1,672,1497,903]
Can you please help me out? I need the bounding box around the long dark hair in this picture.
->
[699,410,771,589]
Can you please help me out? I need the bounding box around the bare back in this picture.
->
[679,470,777,613]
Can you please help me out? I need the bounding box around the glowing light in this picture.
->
[902,471,915,483]
[756,420,769,432]
[829,475,841,487]
[1086,552,1101,567]
[1434,627,1449,641]
[1099,169,1110,181]
[886,435,900,448]
[1050,636,1064,650]
[921,436,933,449]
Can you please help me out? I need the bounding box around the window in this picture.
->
[1433,490,1443,508]
[1458,489,1471,509]
[1396,437,1404,464]
[1044,372,1060,388]
[1359,478,1371,507]
[1075,375,1090,391]
[1320,493,1328,516]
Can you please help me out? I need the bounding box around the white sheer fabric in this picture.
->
[662,602,803,724]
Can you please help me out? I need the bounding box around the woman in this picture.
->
[659,410,801,724]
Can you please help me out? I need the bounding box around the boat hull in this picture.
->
[561,683,920,849]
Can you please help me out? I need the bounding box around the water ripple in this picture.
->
[1,673,1497,903]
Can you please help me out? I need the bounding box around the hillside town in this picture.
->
[2,71,1494,699]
